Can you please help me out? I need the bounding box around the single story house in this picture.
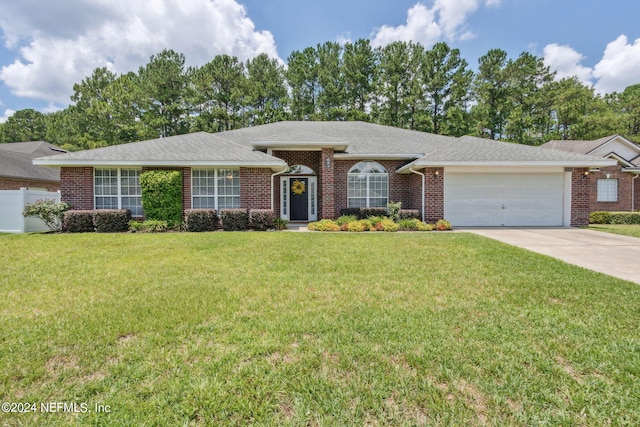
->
[34,121,615,227]
[541,135,640,212]
[0,141,66,191]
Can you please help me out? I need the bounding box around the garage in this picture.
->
[444,172,567,227]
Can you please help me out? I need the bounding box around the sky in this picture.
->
[0,0,639,123]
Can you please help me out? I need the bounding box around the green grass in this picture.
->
[588,223,640,238]
[1,232,639,426]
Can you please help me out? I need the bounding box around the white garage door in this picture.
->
[444,173,566,227]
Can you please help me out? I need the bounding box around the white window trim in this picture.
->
[347,161,389,208]
[597,178,618,202]
[94,168,142,216]
[191,168,240,210]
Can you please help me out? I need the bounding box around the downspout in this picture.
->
[633,174,639,212]
[409,167,425,222]
[271,166,288,212]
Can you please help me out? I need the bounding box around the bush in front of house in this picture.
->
[398,218,432,231]
[339,208,361,218]
[63,210,95,232]
[374,219,399,232]
[335,215,358,226]
[129,220,169,233]
[93,209,131,232]
[184,209,219,232]
[140,170,183,226]
[360,207,387,219]
[220,209,249,231]
[399,209,421,220]
[22,199,70,232]
[308,219,341,231]
[435,219,452,231]
[249,209,277,231]
[589,211,640,224]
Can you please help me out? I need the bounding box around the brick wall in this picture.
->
[320,148,335,219]
[588,165,639,212]
[0,178,60,191]
[571,168,590,226]
[424,168,444,223]
[60,167,94,210]
[240,167,272,210]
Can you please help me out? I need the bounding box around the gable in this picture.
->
[588,135,640,162]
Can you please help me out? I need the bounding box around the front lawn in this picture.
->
[588,223,640,238]
[1,232,639,425]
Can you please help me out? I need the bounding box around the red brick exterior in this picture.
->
[588,165,640,212]
[424,168,445,223]
[321,148,335,219]
[57,155,600,227]
[240,167,272,210]
[0,178,60,191]
[60,167,94,210]
[571,168,591,226]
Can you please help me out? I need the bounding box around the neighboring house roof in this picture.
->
[33,132,287,169]
[34,122,615,171]
[541,135,640,169]
[0,141,66,182]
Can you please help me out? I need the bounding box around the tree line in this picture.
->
[1,39,639,150]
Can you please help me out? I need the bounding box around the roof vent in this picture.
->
[564,167,574,172]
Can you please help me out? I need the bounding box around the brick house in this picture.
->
[35,121,615,227]
[0,141,66,191]
[541,135,640,213]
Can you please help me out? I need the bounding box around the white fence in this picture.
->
[0,188,61,233]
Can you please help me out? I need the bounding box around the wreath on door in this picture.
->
[291,179,306,195]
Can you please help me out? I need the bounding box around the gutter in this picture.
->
[634,174,639,212]
[409,167,425,222]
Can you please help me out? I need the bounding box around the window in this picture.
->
[597,178,618,202]
[95,168,142,216]
[347,161,388,208]
[192,168,240,210]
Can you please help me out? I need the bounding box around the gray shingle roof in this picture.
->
[0,141,65,181]
[34,132,286,167]
[34,122,616,170]
[540,136,616,154]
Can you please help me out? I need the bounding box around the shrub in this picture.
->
[275,217,289,230]
[129,220,169,233]
[375,219,399,232]
[346,220,368,232]
[386,201,402,222]
[609,212,640,225]
[140,170,183,226]
[367,215,388,227]
[360,207,387,219]
[184,209,219,232]
[22,199,70,232]
[399,209,421,220]
[335,215,358,226]
[339,208,361,218]
[435,219,452,231]
[589,211,612,224]
[398,218,432,231]
[220,209,249,231]
[308,219,340,231]
[93,210,131,232]
[63,210,95,233]
[250,209,277,231]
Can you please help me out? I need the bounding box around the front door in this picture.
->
[289,178,309,221]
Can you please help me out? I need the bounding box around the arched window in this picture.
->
[287,165,316,175]
[347,161,388,208]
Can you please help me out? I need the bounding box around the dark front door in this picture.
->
[290,178,309,221]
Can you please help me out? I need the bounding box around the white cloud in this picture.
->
[543,43,593,84]
[0,0,280,105]
[593,35,640,94]
[0,108,16,123]
[371,0,498,48]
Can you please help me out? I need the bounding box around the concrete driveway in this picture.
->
[466,228,640,284]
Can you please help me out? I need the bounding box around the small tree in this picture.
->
[386,201,402,222]
[140,170,183,226]
[23,199,70,232]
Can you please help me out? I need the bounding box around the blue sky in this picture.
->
[0,0,639,123]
